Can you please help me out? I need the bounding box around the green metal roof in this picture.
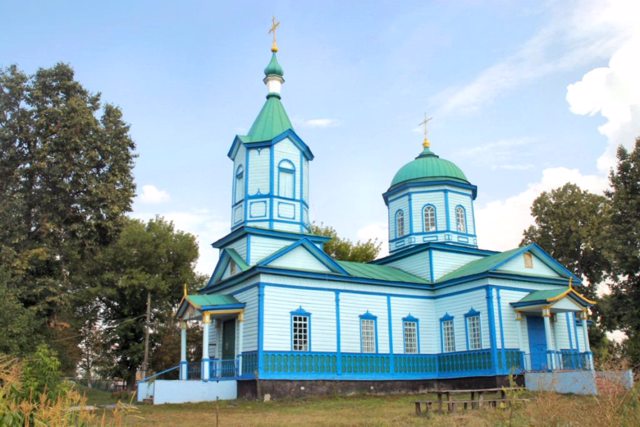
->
[226,248,249,271]
[437,247,523,282]
[185,294,241,308]
[518,289,567,303]
[239,94,293,143]
[390,148,469,187]
[337,260,429,284]
[264,52,284,77]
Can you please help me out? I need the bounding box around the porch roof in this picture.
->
[511,287,595,310]
[176,294,245,319]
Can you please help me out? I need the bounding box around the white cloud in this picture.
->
[475,167,608,251]
[567,35,640,172]
[138,184,171,204]
[432,0,634,115]
[301,118,341,128]
[131,209,228,276]
[356,222,389,258]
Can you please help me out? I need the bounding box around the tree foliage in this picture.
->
[521,183,611,300]
[99,217,198,387]
[603,139,640,365]
[0,63,136,370]
[310,223,381,262]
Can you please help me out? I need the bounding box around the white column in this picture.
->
[543,308,555,370]
[180,321,188,380]
[581,310,592,369]
[237,313,244,376]
[515,312,525,370]
[202,312,210,381]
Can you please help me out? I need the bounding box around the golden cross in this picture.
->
[269,17,280,52]
[418,113,432,148]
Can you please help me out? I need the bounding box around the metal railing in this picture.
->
[522,351,593,371]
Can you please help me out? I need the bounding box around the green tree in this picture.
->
[521,183,613,361]
[310,223,381,262]
[0,64,136,369]
[99,217,198,388]
[21,344,64,400]
[603,138,640,365]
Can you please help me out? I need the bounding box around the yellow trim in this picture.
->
[547,287,596,305]
[202,312,211,324]
[418,114,432,149]
[206,308,244,317]
[183,283,188,298]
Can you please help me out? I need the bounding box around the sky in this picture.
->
[2,0,639,275]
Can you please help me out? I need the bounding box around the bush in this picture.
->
[21,344,65,400]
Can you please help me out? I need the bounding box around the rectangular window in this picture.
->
[467,315,482,350]
[292,315,309,351]
[442,319,455,352]
[278,170,294,198]
[403,321,418,354]
[360,319,376,353]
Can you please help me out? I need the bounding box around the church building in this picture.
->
[138,31,595,404]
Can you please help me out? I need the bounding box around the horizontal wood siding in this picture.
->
[267,246,331,272]
[226,237,248,262]
[435,289,489,351]
[274,138,302,200]
[383,251,430,280]
[248,147,270,196]
[390,297,437,353]
[263,286,336,352]
[249,236,292,264]
[431,250,483,280]
[340,293,389,353]
[411,192,446,233]
[388,195,409,241]
[235,287,259,352]
[497,289,530,349]
[447,191,475,234]
[498,253,561,277]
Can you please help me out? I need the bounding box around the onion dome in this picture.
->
[264,52,284,77]
[390,147,469,187]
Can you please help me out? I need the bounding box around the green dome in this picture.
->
[264,52,284,77]
[390,148,468,187]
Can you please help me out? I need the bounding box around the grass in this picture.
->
[95,387,640,427]
[78,385,121,406]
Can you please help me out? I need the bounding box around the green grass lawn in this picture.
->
[93,388,638,427]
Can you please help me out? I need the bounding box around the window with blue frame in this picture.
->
[396,210,405,238]
[359,312,377,353]
[290,307,310,351]
[234,165,244,203]
[441,314,455,352]
[278,160,295,199]
[403,315,419,354]
[465,308,482,350]
[455,205,466,233]
[423,205,436,232]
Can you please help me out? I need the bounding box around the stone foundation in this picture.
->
[238,375,522,400]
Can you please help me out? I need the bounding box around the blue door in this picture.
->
[527,316,548,371]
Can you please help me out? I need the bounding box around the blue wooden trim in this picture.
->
[383,180,478,203]
[335,291,342,375]
[269,146,274,228]
[244,149,249,221]
[258,283,265,375]
[454,205,467,233]
[212,226,331,249]
[439,313,454,352]
[228,128,314,161]
[246,234,251,264]
[463,308,482,351]
[201,303,246,311]
[207,250,231,286]
[497,289,506,369]
[359,311,378,353]
[566,313,574,350]
[388,230,477,244]
[422,204,437,232]
[402,314,420,354]
[573,312,580,352]
[444,191,451,231]
[257,238,350,275]
[469,193,477,235]
[374,242,497,265]
[486,286,499,373]
[395,209,404,239]
[387,296,394,372]
[290,306,311,352]
[387,188,474,205]
[407,194,414,235]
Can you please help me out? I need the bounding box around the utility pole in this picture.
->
[141,290,152,379]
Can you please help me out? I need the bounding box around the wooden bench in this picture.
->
[415,387,527,416]
[415,398,530,416]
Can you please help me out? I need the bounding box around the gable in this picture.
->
[496,251,561,278]
[551,297,586,312]
[265,245,333,272]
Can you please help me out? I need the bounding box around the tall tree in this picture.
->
[310,223,381,262]
[0,64,136,369]
[603,138,640,365]
[521,183,612,361]
[99,217,198,388]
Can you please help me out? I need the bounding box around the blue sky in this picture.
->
[2,0,638,273]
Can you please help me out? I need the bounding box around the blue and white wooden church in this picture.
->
[138,31,595,404]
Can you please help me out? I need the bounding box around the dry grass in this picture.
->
[97,385,640,427]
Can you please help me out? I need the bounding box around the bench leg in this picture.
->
[415,402,422,416]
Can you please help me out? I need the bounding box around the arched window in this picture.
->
[234,165,244,203]
[395,210,405,238]
[423,205,436,232]
[278,160,295,199]
[455,205,467,233]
